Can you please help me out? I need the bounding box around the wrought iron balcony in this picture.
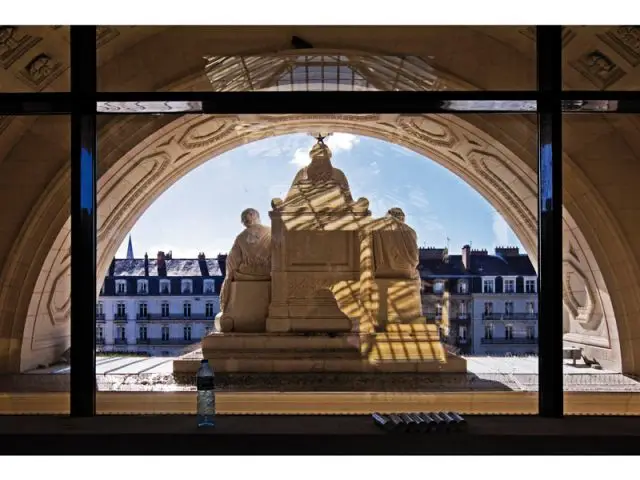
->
[149,313,216,321]
[136,338,151,345]
[96,338,105,345]
[482,313,538,321]
[114,338,128,345]
[96,313,106,322]
[114,314,129,322]
[481,337,537,344]
[136,313,150,320]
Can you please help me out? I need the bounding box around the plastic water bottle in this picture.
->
[196,359,215,427]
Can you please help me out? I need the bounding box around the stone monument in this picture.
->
[174,135,466,374]
[216,208,271,333]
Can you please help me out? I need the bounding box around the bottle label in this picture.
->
[197,377,215,391]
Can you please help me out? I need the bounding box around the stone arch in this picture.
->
[10,113,630,374]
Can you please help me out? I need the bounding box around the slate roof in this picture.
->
[112,258,222,277]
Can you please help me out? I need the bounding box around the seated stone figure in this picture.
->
[216,208,272,333]
[362,207,424,329]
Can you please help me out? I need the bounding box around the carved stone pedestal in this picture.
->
[172,327,466,374]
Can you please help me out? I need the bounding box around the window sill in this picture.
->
[0,415,640,454]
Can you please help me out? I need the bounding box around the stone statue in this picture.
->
[216,208,272,332]
[361,207,424,329]
[287,139,354,204]
[372,208,420,280]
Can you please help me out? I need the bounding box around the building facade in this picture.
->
[98,246,225,357]
[420,245,538,356]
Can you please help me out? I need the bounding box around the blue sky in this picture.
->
[115,133,523,259]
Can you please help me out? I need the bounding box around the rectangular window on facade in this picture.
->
[117,326,126,340]
[183,302,192,318]
[139,326,148,340]
[526,301,535,315]
[116,302,126,317]
[205,302,214,317]
[137,280,148,294]
[484,324,493,340]
[458,301,467,315]
[458,281,468,294]
[161,302,170,317]
[504,301,514,316]
[184,325,192,341]
[525,279,536,293]
[435,302,443,316]
[97,302,103,315]
[116,281,127,294]
[458,325,467,340]
[484,302,493,316]
[138,302,148,317]
[181,280,193,294]
[483,279,494,293]
[161,326,170,341]
[97,326,104,339]
[160,280,171,294]
[526,326,535,339]
[504,279,515,293]
[505,325,514,339]
[203,280,215,294]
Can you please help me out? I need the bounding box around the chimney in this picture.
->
[217,253,228,278]
[495,246,520,257]
[462,244,471,271]
[144,253,149,276]
[157,251,167,277]
[198,252,206,261]
[166,250,173,260]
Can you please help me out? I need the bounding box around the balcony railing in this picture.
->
[114,314,128,322]
[137,313,150,320]
[114,338,128,345]
[137,290,148,295]
[136,338,150,345]
[482,313,538,321]
[96,338,105,345]
[96,313,106,322]
[481,337,537,345]
[452,314,470,321]
[148,313,216,321]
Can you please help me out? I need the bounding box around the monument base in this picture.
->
[172,325,467,374]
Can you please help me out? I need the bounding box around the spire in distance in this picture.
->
[126,235,134,260]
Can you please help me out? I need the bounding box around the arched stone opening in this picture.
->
[6,113,628,375]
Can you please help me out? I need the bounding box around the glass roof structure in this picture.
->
[204,50,445,92]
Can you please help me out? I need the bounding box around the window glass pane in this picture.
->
[563,113,640,415]
[0,26,69,92]
[563,26,640,91]
[92,112,539,414]
[97,26,535,92]
[0,115,70,413]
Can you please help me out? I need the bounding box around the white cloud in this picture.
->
[492,210,511,247]
[290,133,360,167]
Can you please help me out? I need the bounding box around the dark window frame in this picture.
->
[1,25,637,421]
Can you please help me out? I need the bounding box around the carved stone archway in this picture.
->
[16,113,625,374]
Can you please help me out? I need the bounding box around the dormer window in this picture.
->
[137,279,148,294]
[160,279,171,295]
[433,280,445,294]
[525,277,537,294]
[203,279,215,294]
[181,279,193,294]
[116,280,127,295]
[457,280,468,294]
[503,277,516,294]
[482,278,495,294]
